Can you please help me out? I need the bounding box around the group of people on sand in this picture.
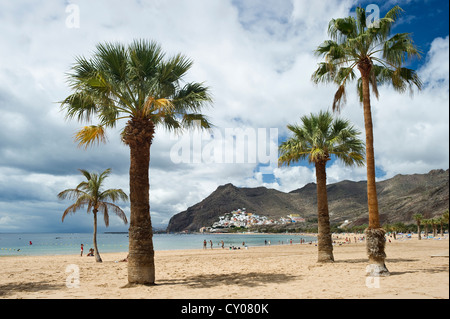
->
[203,239,248,250]
[80,244,94,257]
[332,235,365,245]
[203,239,226,249]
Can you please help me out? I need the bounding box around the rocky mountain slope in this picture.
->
[166,169,449,232]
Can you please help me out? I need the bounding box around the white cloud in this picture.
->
[0,0,448,232]
[371,35,449,178]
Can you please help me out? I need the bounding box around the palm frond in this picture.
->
[57,188,86,201]
[61,197,90,221]
[100,188,128,203]
[382,33,422,66]
[74,125,107,148]
[99,202,128,225]
[312,5,422,111]
[181,113,213,131]
[143,96,175,117]
[328,16,357,42]
[61,92,98,122]
[332,85,347,112]
[372,5,404,41]
[311,62,336,84]
[128,39,164,82]
[78,169,92,182]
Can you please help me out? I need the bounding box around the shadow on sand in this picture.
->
[0,281,65,297]
[157,272,299,288]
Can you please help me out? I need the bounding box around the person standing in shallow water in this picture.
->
[203,240,207,249]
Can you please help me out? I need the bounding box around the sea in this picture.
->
[0,232,317,256]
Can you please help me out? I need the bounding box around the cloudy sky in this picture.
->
[0,0,448,233]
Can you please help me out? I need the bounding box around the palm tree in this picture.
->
[413,214,423,240]
[279,110,365,262]
[442,210,449,234]
[311,6,422,276]
[58,168,128,262]
[431,217,439,238]
[60,40,212,284]
[422,219,431,239]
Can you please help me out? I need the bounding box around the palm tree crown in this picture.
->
[58,168,128,225]
[61,39,213,147]
[311,5,422,111]
[279,110,365,167]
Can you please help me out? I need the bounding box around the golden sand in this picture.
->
[0,235,448,299]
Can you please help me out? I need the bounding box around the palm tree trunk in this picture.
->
[93,209,102,263]
[315,160,334,263]
[358,60,389,276]
[417,223,421,240]
[123,118,156,285]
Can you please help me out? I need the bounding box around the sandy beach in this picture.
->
[0,235,448,299]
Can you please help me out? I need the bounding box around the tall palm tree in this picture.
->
[413,213,423,240]
[58,168,128,262]
[311,6,422,276]
[60,40,212,284]
[279,110,365,262]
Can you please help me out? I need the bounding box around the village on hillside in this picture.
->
[200,208,306,233]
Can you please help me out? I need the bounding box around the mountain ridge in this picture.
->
[166,169,449,232]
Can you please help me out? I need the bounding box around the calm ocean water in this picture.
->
[0,232,316,256]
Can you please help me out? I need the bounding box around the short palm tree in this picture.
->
[312,5,422,276]
[58,168,128,262]
[442,210,449,234]
[60,40,212,284]
[279,110,365,262]
[422,219,430,239]
[431,217,439,238]
[413,213,423,240]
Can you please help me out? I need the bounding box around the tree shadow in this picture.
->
[388,265,449,276]
[157,272,299,288]
[334,258,419,264]
[0,281,65,297]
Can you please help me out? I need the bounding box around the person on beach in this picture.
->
[221,240,224,249]
[87,248,94,256]
[210,240,213,249]
[80,244,84,256]
[203,240,207,249]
